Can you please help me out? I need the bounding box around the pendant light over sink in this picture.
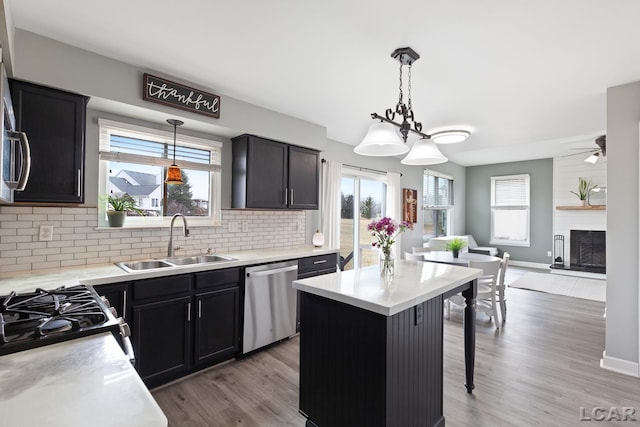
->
[165,119,184,185]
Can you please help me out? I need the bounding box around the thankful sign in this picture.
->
[143,73,220,119]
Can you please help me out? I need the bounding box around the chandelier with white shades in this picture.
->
[354,47,470,165]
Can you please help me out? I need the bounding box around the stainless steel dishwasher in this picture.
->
[242,260,298,354]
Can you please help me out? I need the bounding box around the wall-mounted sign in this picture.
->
[403,188,417,224]
[143,73,220,119]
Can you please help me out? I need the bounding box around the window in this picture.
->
[98,119,222,227]
[423,170,453,239]
[490,174,530,246]
[340,167,387,270]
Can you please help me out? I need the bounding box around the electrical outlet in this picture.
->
[547,251,552,257]
[228,222,240,233]
[242,222,249,232]
[296,220,303,231]
[39,225,54,241]
[415,304,423,325]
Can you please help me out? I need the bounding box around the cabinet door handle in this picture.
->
[284,188,288,205]
[198,300,202,318]
[187,302,191,322]
[313,260,327,265]
[77,169,82,197]
[122,290,127,320]
[290,188,294,205]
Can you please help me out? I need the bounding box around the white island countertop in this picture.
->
[293,260,482,316]
[0,333,167,427]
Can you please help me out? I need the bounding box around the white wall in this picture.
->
[602,80,640,376]
[552,155,607,267]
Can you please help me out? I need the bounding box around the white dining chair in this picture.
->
[445,258,502,329]
[496,252,510,322]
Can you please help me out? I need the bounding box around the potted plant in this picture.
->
[570,177,597,206]
[446,237,466,258]
[106,193,144,227]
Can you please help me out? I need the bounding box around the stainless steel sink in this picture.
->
[117,254,236,272]
[117,260,173,272]
[165,254,236,266]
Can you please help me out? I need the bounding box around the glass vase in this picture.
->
[380,248,395,277]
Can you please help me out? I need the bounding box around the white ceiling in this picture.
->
[9,0,640,166]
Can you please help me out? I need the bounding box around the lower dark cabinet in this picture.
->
[195,286,240,368]
[133,296,192,387]
[93,282,129,321]
[119,268,241,388]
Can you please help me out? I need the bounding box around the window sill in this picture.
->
[489,240,530,247]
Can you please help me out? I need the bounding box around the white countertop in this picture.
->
[293,260,482,316]
[0,333,167,427]
[0,245,339,294]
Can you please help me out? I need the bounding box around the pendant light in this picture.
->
[401,138,448,165]
[165,119,184,185]
[354,47,471,164]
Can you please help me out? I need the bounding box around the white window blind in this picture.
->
[490,174,530,246]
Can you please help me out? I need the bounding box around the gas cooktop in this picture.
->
[0,285,120,355]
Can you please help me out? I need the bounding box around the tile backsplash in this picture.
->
[0,206,306,273]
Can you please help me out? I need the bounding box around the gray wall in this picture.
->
[465,159,553,263]
[605,80,639,368]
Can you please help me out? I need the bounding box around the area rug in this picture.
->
[508,272,606,302]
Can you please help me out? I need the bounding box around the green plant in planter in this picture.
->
[570,177,598,201]
[105,193,144,227]
[446,237,466,257]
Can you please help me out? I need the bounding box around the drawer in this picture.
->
[133,274,192,301]
[195,268,241,290]
[298,253,338,275]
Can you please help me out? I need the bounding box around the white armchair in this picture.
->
[464,235,498,256]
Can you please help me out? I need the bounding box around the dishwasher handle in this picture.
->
[246,264,298,278]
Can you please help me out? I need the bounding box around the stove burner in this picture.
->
[40,318,73,334]
[0,285,113,354]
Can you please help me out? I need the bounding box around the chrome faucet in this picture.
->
[168,214,190,257]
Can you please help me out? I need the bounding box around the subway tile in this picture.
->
[2,263,32,273]
[1,206,32,214]
[61,259,87,267]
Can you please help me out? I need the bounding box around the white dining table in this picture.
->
[422,250,501,266]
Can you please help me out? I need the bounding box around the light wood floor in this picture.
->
[152,269,640,426]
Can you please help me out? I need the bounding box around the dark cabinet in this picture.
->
[288,145,320,209]
[296,252,339,331]
[9,79,88,203]
[133,296,192,387]
[93,282,129,321]
[194,287,240,367]
[194,269,241,368]
[124,268,241,388]
[130,274,193,388]
[232,134,319,209]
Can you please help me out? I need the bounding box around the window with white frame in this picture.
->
[423,170,453,239]
[490,174,530,246]
[98,119,222,227]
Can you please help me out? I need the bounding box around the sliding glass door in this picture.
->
[340,169,387,270]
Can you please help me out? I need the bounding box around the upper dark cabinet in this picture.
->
[232,134,319,210]
[9,79,88,203]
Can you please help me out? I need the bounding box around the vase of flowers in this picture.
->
[368,217,412,277]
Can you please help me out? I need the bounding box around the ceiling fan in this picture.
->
[567,135,606,163]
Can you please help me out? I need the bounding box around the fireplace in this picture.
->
[570,230,606,273]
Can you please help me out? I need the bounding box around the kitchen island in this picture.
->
[293,260,482,427]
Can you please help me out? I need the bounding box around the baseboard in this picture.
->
[508,260,550,270]
[600,351,640,377]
